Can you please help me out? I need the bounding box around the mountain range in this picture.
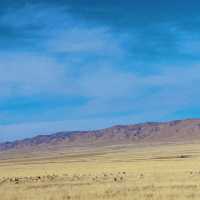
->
[1,118,200,151]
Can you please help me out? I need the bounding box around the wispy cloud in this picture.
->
[0,3,129,98]
[47,27,127,56]
[0,53,67,98]
[0,2,200,141]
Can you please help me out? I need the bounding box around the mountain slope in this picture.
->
[1,119,200,151]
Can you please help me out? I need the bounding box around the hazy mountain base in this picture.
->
[1,142,200,200]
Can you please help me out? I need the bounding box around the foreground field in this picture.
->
[1,142,200,199]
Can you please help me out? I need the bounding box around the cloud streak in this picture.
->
[0,2,200,141]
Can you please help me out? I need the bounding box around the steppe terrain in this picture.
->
[1,142,200,200]
[1,119,200,200]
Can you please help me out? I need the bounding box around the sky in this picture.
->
[0,0,200,141]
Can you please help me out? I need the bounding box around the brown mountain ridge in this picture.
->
[1,118,200,151]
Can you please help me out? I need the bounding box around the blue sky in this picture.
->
[0,0,200,141]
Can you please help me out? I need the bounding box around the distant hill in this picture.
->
[1,119,200,151]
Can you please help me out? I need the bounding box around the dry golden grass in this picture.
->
[1,142,200,199]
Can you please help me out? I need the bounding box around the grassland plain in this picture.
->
[1,142,200,199]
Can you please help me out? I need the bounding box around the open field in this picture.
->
[1,142,200,199]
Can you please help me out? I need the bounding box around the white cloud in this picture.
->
[0,3,129,99]
[0,53,69,98]
[75,64,200,118]
[77,67,139,98]
[47,26,126,56]
[0,4,200,141]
